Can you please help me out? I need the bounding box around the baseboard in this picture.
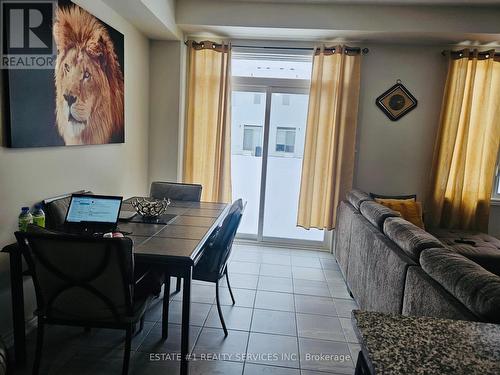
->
[234,238,332,253]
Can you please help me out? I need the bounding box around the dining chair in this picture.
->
[163,199,244,337]
[150,182,203,294]
[41,190,92,229]
[0,337,6,375]
[149,181,202,202]
[15,231,155,375]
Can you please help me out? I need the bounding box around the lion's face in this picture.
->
[56,48,106,141]
[54,6,124,146]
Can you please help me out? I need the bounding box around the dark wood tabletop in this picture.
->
[120,197,230,265]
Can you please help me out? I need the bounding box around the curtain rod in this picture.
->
[185,41,369,55]
[441,49,500,58]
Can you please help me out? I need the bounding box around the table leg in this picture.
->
[10,249,26,365]
[162,276,171,339]
[180,267,192,375]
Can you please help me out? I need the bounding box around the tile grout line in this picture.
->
[291,269,302,371]
[241,262,260,375]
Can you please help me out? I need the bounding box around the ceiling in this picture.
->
[100,0,500,45]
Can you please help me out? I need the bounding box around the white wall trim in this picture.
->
[177,42,187,182]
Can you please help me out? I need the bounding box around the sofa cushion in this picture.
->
[430,228,500,276]
[346,189,372,210]
[383,217,443,262]
[446,245,500,277]
[359,200,400,231]
[431,228,500,251]
[375,198,425,229]
[420,248,500,323]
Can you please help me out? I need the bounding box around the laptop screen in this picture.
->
[66,195,122,224]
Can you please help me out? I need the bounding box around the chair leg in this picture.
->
[133,316,145,337]
[175,277,181,293]
[225,270,236,305]
[215,279,228,337]
[122,325,132,375]
[32,319,44,375]
[162,277,171,339]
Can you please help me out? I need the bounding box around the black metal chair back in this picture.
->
[188,199,244,336]
[150,182,202,201]
[195,199,244,281]
[15,232,135,323]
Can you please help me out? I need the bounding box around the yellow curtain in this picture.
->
[427,49,500,231]
[297,46,361,230]
[183,40,232,203]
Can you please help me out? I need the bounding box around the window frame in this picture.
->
[275,126,296,154]
[242,124,263,155]
[493,149,500,201]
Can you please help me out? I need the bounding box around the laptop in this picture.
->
[64,194,123,235]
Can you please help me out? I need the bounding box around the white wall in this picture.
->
[354,44,447,202]
[0,0,150,338]
[148,40,185,185]
[353,43,499,237]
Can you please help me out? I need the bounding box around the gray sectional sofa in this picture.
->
[334,189,500,323]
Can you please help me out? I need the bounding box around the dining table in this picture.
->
[2,196,231,375]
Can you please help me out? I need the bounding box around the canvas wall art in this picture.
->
[2,0,124,147]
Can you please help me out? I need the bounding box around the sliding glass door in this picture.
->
[231,89,266,236]
[262,91,324,242]
[231,85,325,246]
[230,49,326,246]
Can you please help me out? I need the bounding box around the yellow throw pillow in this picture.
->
[375,198,425,229]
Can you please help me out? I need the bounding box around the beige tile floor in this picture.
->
[11,243,360,375]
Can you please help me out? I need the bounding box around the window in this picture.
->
[243,125,263,156]
[232,53,313,80]
[282,94,290,106]
[493,151,500,200]
[276,127,296,153]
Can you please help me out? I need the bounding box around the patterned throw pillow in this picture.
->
[375,198,425,229]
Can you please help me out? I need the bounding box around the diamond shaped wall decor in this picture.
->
[376,80,418,121]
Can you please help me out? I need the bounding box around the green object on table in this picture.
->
[32,204,46,228]
[18,207,33,232]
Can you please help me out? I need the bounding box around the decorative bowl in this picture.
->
[131,198,171,219]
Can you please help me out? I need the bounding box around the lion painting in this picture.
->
[53,5,124,145]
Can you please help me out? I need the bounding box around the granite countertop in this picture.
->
[352,310,500,375]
